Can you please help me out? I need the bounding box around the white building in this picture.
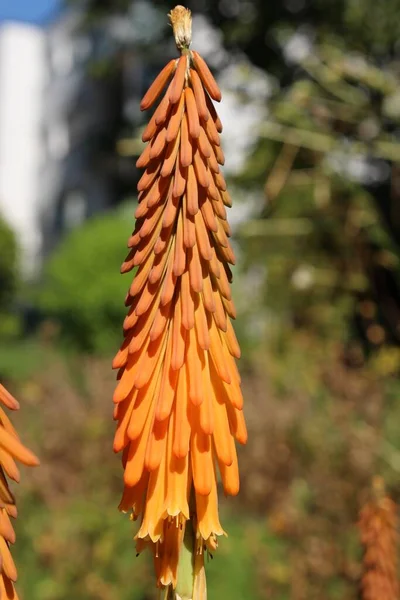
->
[0,22,46,275]
[0,10,119,275]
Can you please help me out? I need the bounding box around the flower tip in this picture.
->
[23,447,40,467]
[169,5,192,51]
[20,446,40,467]
[0,384,20,411]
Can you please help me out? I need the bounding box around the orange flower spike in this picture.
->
[359,477,399,600]
[184,87,201,139]
[0,385,19,412]
[169,55,188,105]
[113,5,247,598]
[140,59,176,111]
[189,69,209,122]
[0,384,39,600]
[191,51,222,102]
[180,113,193,168]
[205,93,223,132]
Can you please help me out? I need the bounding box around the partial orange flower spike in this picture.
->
[359,476,399,600]
[0,383,39,599]
[113,5,247,597]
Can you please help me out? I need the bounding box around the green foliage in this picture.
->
[0,339,49,380]
[0,214,20,339]
[235,36,400,357]
[341,0,400,51]
[16,493,152,600]
[36,207,134,354]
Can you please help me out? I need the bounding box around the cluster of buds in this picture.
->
[0,384,39,599]
[112,5,247,597]
[359,476,399,600]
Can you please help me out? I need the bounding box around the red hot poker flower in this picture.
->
[0,383,39,599]
[112,5,247,596]
[359,477,399,600]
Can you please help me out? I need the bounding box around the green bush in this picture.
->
[37,207,135,354]
[0,214,20,338]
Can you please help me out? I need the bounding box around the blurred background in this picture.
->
[1,0,400,598]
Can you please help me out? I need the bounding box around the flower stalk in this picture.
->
[113,6,247,597]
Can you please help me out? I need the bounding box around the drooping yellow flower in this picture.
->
[0,383,39,599]
[359,476,399,600]
[112,5,247,595]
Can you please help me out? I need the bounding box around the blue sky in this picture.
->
[0,0,62,24]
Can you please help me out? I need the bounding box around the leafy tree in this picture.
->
[0,215,20,337]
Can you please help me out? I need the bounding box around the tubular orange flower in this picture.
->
[359,476,399,600]
[0,383,39,599]
[113,5,247,596]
